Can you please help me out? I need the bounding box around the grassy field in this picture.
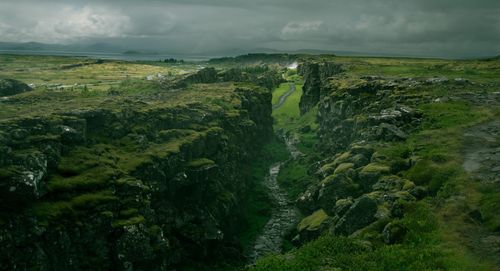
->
[0,54,199,91]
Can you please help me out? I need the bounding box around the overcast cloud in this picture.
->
[0,0,499,57]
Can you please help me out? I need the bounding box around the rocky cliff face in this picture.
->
[172,66,284,91]
[293,66,430,245]
[297,62,343,115]
[0,85,272,270]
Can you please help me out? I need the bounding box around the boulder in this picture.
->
[332,195,378,235]
[358,163,391,188]
[297,209,331,242]
[333,198,353,217]
[350,153,370,168]
[317,174,359,214]
[0,79,32,97]
[372,175,410,192]
[296,185,320,213]
[334,163,354,175]
[375,123,407,141]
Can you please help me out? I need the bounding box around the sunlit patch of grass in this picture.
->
[272,84,303,129]
[271,83,291,105]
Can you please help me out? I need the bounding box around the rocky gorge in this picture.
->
[1,54,499,271]
[0,77,274,270]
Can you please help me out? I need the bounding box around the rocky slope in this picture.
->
[293,71,425,244]
[251,56,500,270]
[0,82,272,270]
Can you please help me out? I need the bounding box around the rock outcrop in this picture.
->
[0,78,32,96]
[298,62,343,114]
[293,64,427,245]
[0,84,272,270]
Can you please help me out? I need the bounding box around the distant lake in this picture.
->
[0,49,215,62]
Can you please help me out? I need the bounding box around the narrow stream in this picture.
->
[248,136,301,263]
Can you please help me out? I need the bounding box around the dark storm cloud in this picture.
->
[0,0,499,57]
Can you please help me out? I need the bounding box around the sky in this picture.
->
[0,0,499,58]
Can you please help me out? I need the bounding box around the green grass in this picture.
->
[0,54,182,91]
[252,202,494,271]
[332,56,500,84]
[277,159,313,200]
[270,83,320,200]
[31,190,118,225]
[271,83,291,105]
[272,84,303,128]
[478,186,500,232]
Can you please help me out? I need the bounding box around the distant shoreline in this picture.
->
[0,49,213,62]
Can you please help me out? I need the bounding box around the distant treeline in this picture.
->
[209,53,298,65]
[159,58,185,63]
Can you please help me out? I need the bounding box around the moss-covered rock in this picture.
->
[318,174,359,215]
[298,209,330,232]
[332,195,378,235]
[296,209,332,243]
[358,163,391,188]
[0,78,32,96]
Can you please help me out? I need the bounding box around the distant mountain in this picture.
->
[0,42,123,53]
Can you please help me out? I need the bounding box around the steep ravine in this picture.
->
[248,85,302,263]
[248,142,301,262]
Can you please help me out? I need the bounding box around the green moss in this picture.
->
[70,190,118,209]
[112,215,145,228]
[186,158,215,168]
[334,163,355,174]
[32,201,74,224]
[48,167,118,192]
[158,129,196,140]
[479,187,500,232]
[297,209,329,232]
[100,211,114,218]
[252,202,494,271]
[333,152,352,166]
[277,159,313,200]
[0,165,22,179]
[119,208,139,218]
[361,163,390,174]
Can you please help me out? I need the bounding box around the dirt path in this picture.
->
[272,83,296,110]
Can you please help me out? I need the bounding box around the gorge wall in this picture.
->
[0,85,272,270]
[293,63,430,244]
